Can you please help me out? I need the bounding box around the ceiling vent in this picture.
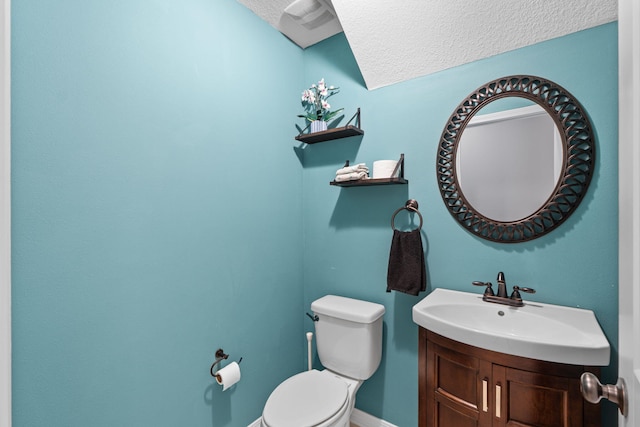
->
[284,0,336,30]
[278,0,343,48]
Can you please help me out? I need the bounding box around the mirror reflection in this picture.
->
[456,99,563,222]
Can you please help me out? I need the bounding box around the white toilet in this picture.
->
[260,295,385,427]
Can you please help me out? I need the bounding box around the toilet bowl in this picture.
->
[260,369,360,427]
[259,295,385,427]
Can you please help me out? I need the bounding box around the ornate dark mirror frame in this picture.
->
[437,75,595,243]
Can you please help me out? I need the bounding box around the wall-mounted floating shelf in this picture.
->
[330,154,408,187]
[295,108,364,144]
[330,176,408,187]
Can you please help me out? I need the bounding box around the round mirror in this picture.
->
[437,76,595,243]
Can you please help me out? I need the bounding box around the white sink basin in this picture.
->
[412,288,610,366]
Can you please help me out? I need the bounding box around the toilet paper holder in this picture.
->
[209,348,242,377]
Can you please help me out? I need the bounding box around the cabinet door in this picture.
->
[426,340,493,427]
[420,329,600,427]
[492,365,583,427]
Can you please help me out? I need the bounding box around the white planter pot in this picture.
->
[310,120,328,133]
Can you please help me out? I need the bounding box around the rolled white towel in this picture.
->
[336,163,369,175]
[334,171,369,182]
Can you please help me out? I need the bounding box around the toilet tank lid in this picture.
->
[311,295,385,324]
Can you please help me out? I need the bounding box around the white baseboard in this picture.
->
[247,408,398,427]
[350,408,398,427]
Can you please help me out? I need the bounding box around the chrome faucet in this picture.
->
[472,271,536,307]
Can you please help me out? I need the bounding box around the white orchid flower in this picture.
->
[298,78,342,124]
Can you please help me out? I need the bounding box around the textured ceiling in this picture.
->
[236,0,618,89]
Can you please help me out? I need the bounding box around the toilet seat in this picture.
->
[262,370,349,427]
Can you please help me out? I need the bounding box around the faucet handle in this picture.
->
[510,285,536,300]
[473,281,495,296]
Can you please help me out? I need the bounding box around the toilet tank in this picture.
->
[311,295,385,380]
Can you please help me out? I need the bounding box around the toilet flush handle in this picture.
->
[306,312,319,322]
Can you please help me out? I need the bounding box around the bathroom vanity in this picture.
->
[419,329,601,427]
[412,288,611,427]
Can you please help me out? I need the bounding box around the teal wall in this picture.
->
[11,0,618,425]
[302,23,618,426]
[12,1,305,426]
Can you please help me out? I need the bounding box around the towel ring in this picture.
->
[391,199,423,231]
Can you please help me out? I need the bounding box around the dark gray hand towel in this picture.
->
[386,228,426,296]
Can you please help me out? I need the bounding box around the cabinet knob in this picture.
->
[580,372,628,416]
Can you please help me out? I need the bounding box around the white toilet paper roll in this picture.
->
[214,361,241,391]
[373,160,399,178]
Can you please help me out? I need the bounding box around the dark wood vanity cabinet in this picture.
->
[419,328,601,427]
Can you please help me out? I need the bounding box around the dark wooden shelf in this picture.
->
[330,153,408,187]
[295,108,363,144]
[295,125,364,144]
[330,177,408,187]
